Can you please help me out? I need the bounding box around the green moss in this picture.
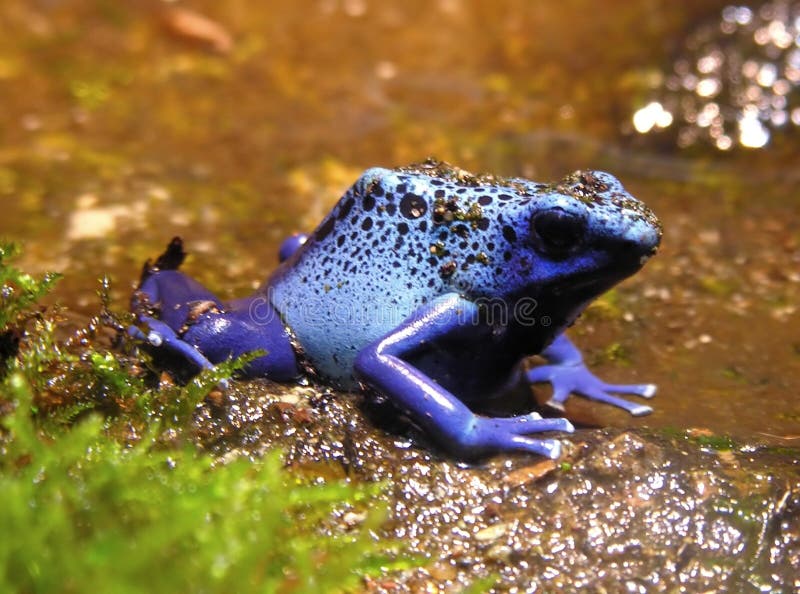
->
[0,167,16,195]
[658,426,683,439]
[69,78,111,110]
[0,372,396,594]
[691,433,737,451]
[602,342,631,365]
[698,275,736,298]
[762,445,800,457]
[586,339,632,367]
[658,427,737,451]
[0,243,407,593]
[777,411,800,423]
[585,288,622,321]
[0,242,61,335]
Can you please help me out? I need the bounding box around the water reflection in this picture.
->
[632,1,800,150]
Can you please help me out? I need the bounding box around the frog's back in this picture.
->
[268,165,466,384]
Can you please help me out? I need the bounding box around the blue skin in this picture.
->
[131,161,661,459]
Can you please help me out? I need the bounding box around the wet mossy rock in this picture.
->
[200,380,800,593]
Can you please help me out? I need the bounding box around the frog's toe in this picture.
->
[146,330,163,346]
[545,380,655,416]
[525,365,555,384]
[489,414,575,434]
[525,437,562,459]
[129,317,216,372]
[465,416,572,458]
[490,434,564,459]
[579,385,654,416]
[544,397,566,414]
[127,321,168,348]
[629,403,653,416]
[602,382,657,399]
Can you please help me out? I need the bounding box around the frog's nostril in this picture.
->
[612,221,662,266]
[530,208,586,259]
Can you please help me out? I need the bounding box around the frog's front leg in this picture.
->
[354,294,574,459]
[526,333,656,416]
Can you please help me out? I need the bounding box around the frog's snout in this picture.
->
[634,211,662,252]
[618,213,662,267]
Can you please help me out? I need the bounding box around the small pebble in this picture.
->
[474,521,510,542]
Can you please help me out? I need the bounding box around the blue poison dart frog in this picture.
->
[130,160,661,459]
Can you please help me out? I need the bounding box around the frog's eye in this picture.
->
[530,208,586,258]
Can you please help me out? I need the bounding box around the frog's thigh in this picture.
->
[181,300,299,381]
[137,270,224,331]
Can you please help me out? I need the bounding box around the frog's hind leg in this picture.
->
[130,237,299,381]
[130,237,226,373]
[180,295,300,381]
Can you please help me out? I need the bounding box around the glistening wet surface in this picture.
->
[0,1,798,589]
[1,0,796,440]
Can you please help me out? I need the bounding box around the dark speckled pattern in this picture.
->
[267,161,661,386]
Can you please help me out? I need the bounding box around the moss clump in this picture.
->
[0,242,402,593]
[585,288,622,321]
[0,242,61,333]
[698,275,736,298]
[0,372,394,593]
[0,242,61,373]
[690,433,737,451]
[661,427,738,452]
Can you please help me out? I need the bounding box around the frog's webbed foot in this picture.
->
[527,364,655,416]
[472,414,575,458]
[355,294,575,459]
[526,333,656,416]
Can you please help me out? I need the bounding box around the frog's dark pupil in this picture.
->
[531,209,584,256]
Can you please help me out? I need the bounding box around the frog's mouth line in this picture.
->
[549,260,641,298]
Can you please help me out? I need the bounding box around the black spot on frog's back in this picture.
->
[315,215,336,242]
[400,193,428,219]
[337,197,355,220]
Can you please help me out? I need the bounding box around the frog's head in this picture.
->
[475,170,661,330]
[329,162,659,338]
